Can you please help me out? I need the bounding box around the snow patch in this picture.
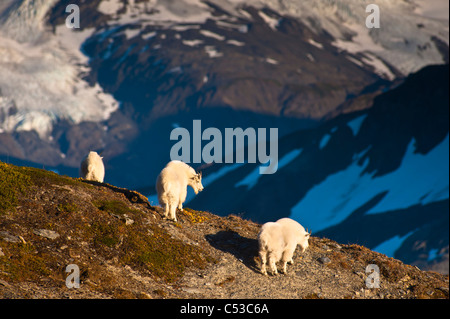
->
[91,0,447,78]
[199,29,226,41]
[0,24,118,138]
[427,248,443,262]
[215,20,248,33]
[290,134,449,232]
[123,28,142,40]
[319,134,331,149]
[147,194,158,206]
[347,114,367,136]
[306,53,315,62]
[226,39,245,46]
[204,163,244,188]
[97,0,122,16]
[373,230,416,257]
[360,53,395,81]
[0,0,59,43]
[413,0,449,21]
[204,45,223,58]
[182,163,244,204]
[142,31,157,40]
[182,39,204,47]
[168,66,183,74]
[265,57,279,65]
[258,10,280,30]
[308,39,323,49]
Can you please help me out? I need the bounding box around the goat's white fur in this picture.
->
[80,151,105,183]
[258,218,310,276]
[156,160,204,222]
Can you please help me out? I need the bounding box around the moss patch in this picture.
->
[20,166,84,188]
[182,208,209,223]
[0,162,32,214]
[78,201,212,283]
[58,201,78,214]
[120,225,212,282]
[94,199,140,216]
[0,242,55,282]
[0,161,89,215]
[91,221,123,248]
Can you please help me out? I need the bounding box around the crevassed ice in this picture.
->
[0,1,118,138]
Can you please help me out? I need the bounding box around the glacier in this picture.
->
[0,0,118,138]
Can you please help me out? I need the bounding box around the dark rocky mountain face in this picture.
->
[188,64,449,273]
[190,64,449,216]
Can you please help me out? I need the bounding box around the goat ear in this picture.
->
[198,171,202,178]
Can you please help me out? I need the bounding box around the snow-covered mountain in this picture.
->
[60,0,449,76]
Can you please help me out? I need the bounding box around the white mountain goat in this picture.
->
[79,151,105,183]
[156,160,204,222]
[258,218,311,276]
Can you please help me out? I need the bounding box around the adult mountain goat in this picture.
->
[156,160,204,222]
[258,218,311,276]
[79,151,105,183]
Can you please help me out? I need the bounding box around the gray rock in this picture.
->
[0,231,21,243]
[33,229,60,240]
[318,256,331,264]
[182,287,203,294]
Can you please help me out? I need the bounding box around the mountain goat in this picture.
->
[80,151,105,183]
[258,218,311,276]
[156,160,204,222]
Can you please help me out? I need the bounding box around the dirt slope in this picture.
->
[0,162,448,299]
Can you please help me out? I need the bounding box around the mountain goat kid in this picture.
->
[80,151,105,183]
[156,160,204,222]
[258,218,311,276]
